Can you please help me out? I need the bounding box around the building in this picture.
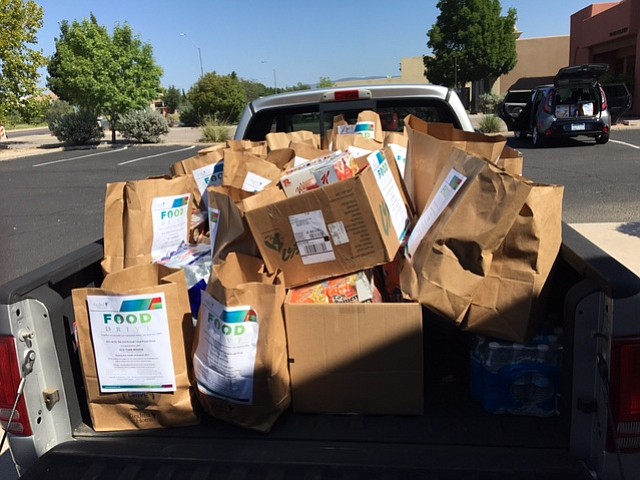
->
[336,1,638,115]
[496,35,569,93]
[570,0,638,114]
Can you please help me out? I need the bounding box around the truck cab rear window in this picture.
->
[242,99,459,141]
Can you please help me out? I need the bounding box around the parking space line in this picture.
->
[117,146,195,165]
[32,146,129,167]
[611,139,640,149]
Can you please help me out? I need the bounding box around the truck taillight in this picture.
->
[608,337,640,452]
[0,336,32,436]
[599,86,608,111]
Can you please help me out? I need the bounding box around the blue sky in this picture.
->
[32,0,598,92]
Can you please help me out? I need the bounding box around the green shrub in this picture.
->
[478,114,502,134]
[179,101,200,127]
[201,117,230,143]
[46,100,74,127]
[48,109,104,146]
[479,92,504,114]
[119,109,169,143]
[166,112,180,127]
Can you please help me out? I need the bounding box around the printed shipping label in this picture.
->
[328,221,349,245]
[151,194,191,262]
[367,151,409,242]
[406,168,467,260]
[289,210,336,265]
[87,293,176,393]
[193,291,259,404]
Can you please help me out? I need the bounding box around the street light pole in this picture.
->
[261,60,277,94]
[180,33,204,78]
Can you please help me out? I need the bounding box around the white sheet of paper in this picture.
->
[193,291,259,404]
[406,168,467,260]
[87,293,176,393]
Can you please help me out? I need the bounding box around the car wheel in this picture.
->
[532,127,544,147]
[595,133,609,144]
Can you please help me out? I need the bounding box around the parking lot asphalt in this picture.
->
[3,115,640,162]
[0,125,219,161]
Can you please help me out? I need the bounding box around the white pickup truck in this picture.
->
[1,85,639,479]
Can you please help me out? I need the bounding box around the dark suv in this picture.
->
[498,63,631,147]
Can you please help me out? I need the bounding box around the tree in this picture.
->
[187,72,247,124]
[281,82,311,93]
[0,0,47,125]
[317,76,335,88]
[163,85,183,114]
[47,14,163,142]
[424,0,517,92]
[239,79,271,102]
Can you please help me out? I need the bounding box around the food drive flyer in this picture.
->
[87,293,176,393]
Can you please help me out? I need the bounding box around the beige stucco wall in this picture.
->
[335,36,569,96]
[497,35,570,93]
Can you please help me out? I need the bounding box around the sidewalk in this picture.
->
[0,126,216,162]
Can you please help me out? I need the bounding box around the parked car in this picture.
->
[498,64,631,147]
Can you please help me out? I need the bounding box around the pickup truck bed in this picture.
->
[7,224,635,479]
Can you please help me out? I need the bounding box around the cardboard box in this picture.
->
[283,301,423,414]
[244,151,411,287]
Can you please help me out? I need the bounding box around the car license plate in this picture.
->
[571,123,586,131]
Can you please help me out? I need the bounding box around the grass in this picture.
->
[3,122,48,131]
[201,118,231,143]
[477,114,503,134]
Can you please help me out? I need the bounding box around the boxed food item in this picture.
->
[288,270,382,304]
[244,150,412,288]
[283,300,423,414]
[279,151,357,197]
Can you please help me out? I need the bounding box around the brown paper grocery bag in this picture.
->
[226,139,268,157]
[222,150,281,192]
[356,110,385,143]
[496,145,524,176]
[333,134,383,155]
[266,130,319,151]
[192,253,290,432]
[462,183,564,342]
[400,149,532,326]
[171,149,225,207]
[122,175,200,270]
[102,182,127,274]
[72,264,199,431]
[206,185,259,265]
[404,115,507,215]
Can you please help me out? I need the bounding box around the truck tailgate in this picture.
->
[21,436,594,480]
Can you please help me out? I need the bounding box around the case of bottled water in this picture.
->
[469,330,563,417]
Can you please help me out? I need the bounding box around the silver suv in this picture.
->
[499,64,631,147]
